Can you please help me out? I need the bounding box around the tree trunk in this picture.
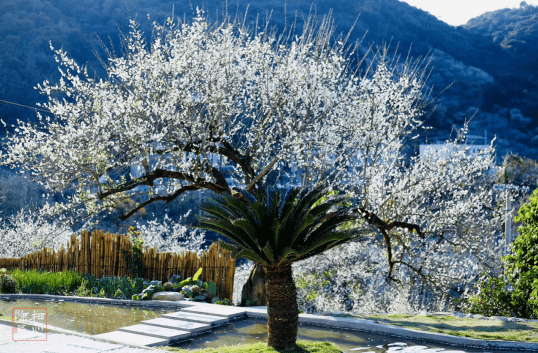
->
[263,262,298,351]
[240,262,267,306]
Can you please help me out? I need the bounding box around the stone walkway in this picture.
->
[0,322,154,353]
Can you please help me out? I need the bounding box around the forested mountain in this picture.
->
[0,0,536,159]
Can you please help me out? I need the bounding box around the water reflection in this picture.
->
[171,319,501,353]
[0,299,175,335]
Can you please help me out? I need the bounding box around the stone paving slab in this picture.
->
[8,327,46,342]
[32,342,103,353]
[118,323,191,341]
[179,303,247,319]
[94,330,168,347]
[66,339,126,351]
[141,317,210,333]
[162,311,229,326]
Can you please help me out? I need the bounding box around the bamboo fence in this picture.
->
[0,230,236,300]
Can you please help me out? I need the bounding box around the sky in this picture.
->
[400,0,538,26]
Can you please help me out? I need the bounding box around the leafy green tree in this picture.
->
[193,185,364,350]
[506,188,538,318]
[463,187,538,319]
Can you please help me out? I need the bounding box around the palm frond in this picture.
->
[195,185,362,266]
[217,240,267,263]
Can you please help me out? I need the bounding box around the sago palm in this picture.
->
[194,185,362,350]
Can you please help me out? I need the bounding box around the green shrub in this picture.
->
[122,226,145,278]
[216,298,232,305]
[76,275,145,298]
[504,189,538,318]
[462,188,538,319]
[176,268,218,302]
[0,268,18,293]
[460,275,513,317]
[12,269,82,295]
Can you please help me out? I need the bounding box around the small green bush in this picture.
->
[460,275,513,317]
[176,268,219,302]
[0,268,18,293]
[215,298,232,305]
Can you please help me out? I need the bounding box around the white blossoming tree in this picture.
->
[0,208,72,258]
[133,212,207,255]
[1,9,501,312]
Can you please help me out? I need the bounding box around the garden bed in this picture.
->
[0,267,233,305]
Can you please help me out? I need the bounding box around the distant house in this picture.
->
[419,143,490,159]
[419,134,490,159]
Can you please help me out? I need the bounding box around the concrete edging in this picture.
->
[0,293,187,309]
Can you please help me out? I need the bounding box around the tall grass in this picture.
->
[11,269,82,295]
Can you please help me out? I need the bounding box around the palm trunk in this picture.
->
[263,262,298,350]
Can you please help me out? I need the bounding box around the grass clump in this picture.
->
[11,269,82,295]
[158,341,342,352]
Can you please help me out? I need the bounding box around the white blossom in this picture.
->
[1,9,506,312]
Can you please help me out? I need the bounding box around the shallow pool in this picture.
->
[170,318,515,353]
[0,298,176,335]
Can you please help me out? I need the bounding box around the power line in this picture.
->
[0,99,52,114]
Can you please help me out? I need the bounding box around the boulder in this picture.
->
[169,275,181,284]
[152,291,184,301]
[240,262,267,306]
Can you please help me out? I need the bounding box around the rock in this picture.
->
[152,291,184,301]
[473,314,484,319]
[464,313,474,318]
[149,280,162,286]
[141,285,155,300]
[321,311,332,316]
[141,291,153,300]
[490,316,509,322]
[169,275,181,284]
[240,262,267,307]
[452,312,465,318]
